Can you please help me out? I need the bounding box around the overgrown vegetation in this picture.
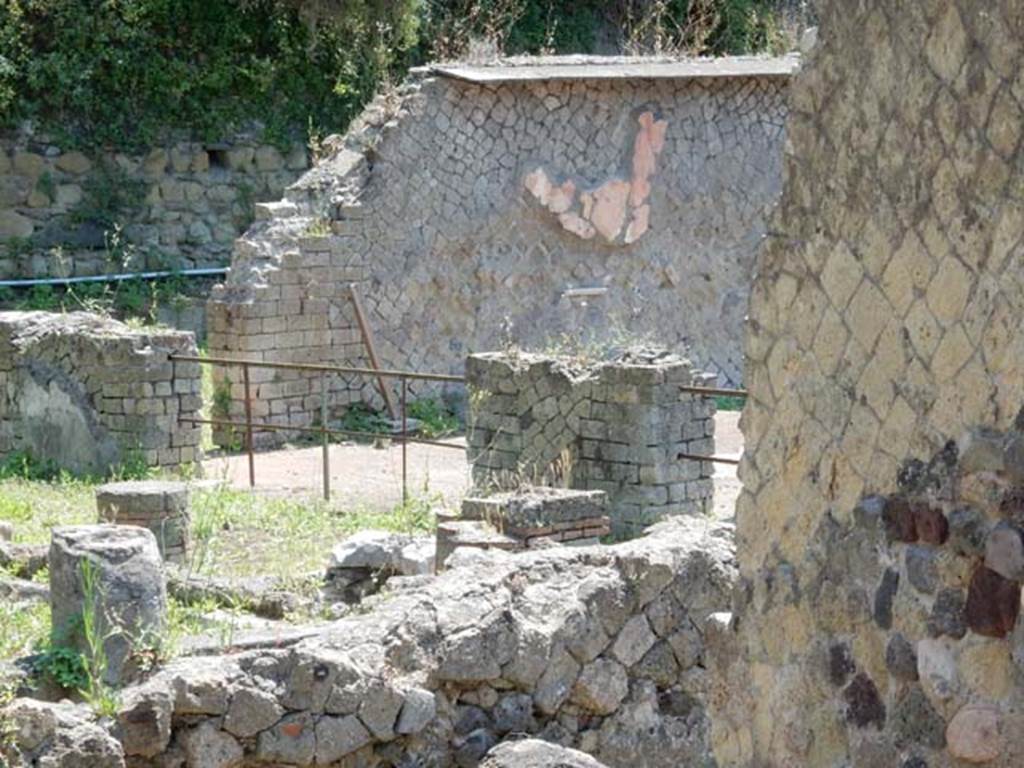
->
[187,486,437,580]
[0,262,208,330]
[337,398,461,440]
[0,0,417,149]
[0,1,801,151]
[714,394,745,411]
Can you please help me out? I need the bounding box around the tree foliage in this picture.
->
[0,0,794,149]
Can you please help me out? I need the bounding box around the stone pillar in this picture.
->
[49,525,167,685]
[466,349,716,536]
[95,481,190,564]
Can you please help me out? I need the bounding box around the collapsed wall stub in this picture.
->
[714,1,1024,765]
[0,311,202,473]
[207,56,793,446]
[5,516,736,768]
[466,350,715,536]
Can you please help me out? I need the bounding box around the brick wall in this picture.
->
[207,58,792,446]
[0,311,201,473]
[466,349,715,536]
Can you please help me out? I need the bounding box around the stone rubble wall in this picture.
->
[0,130,308,279]
[207,62,789,445]
[0,311,201,473]
[3,516,736,768]
[466,350,715,536]
[718,1,1024,766]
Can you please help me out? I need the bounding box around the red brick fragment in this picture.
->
[965,565,1021,638]
[883,498,918,542]
[913,504,949,545]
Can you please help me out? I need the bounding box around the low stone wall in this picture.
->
[0,130,308,279]
[466,350,715,536]
[0,311,201,473]
[3,515,736,768]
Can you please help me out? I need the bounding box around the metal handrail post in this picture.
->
[321,372,330,501]
[242,363,255,488]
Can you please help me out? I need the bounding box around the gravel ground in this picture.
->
[204,411,744,519]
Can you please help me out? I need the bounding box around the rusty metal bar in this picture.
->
[677,452,741,466]
[401,376,408,504]
[242,363,255,488]
[348,283,398,420]
[181,416,465,450]
[321,372,330,501]
[168,354,465,384]
[678,385,748,398]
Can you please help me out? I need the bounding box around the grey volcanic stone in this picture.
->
[315,715,372,764]
[905,546,938,594]
[611,614,657,667]
[885,633,919,681]
[456,728,498,767]
[396,687,436,735]
[224,687,284,738]
[927,589,967,639]
[3,698,125,767]
[256,712,315,765]
[891,686,945,750]
[481,739,609,768]
[571,658,629,714]
[493,692,536,734]
[49,525,166,685]
[116,685,173,758]
[984,522,1024,581]
[181,722,244,768]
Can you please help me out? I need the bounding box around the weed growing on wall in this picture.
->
[407,398,461,438]
[77,559,119,716]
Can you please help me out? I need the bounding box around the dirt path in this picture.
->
[204,411,744,518]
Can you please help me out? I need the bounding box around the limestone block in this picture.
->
[225,146,255,172]
[143,148,168,176]
[55,151,92,175]
[12,151,45,178]
[95,480,190,563]
[55,184,83,206]
[49,525,167,685]
[571,658,628,714]
[254,145,284,172]
[946,704,1002,763]
[0,209,34,239]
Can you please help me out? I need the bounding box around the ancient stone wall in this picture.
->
[466,350,715,536]
[207,57,791,445]
[716,1,1024,765]
[0,130,308,279]
[4,516,735,768]
[0,311,201,473]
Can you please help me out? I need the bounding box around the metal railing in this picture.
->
[676,383,747,466]
[169,353,465,502]
[171,353,746,500]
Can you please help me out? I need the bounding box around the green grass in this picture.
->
[0,478,95,545]
[0,601,50,663]
[187,487,437,581]
[714,395,746,412]
[0,462,440,670]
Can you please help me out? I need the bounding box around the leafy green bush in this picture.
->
[34,644,88,690]
[0,0,419,149]
[713,394,746,412]
[0,1,789,152]
[338,403,392,438]
[408,397,461,438]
